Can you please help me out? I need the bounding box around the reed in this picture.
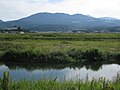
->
[0,33,119,63]
[0,71,120,90]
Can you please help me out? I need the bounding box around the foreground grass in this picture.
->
[0,33,120,63]
[0,71,120,90]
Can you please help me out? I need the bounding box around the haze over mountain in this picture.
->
[0,12,120,32]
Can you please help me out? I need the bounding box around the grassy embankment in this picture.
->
[0,33,120,63]
[0,71,120,90]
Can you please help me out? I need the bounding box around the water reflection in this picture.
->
[0,61,120,81]
[2,61,105,71]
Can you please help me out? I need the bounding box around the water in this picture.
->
[0,62,120,81]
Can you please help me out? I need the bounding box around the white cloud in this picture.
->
[0,0,120,21]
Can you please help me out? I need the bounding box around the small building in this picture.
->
[1,26,29,34]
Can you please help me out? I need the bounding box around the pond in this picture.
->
[0,62,120,81]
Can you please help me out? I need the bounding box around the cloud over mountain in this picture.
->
[0,0,120,21]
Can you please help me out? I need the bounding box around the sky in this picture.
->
[0,0,120,21]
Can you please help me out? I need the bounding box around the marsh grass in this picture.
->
[1,71,120,90]
[0,33,119,63]
[1,48,119,63]
[0,33,119,90]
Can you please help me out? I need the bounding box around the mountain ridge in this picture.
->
[0,12,120,32]
[0,20,3,23]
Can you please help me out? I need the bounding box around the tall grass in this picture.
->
[0,71,9,90]
[1,48,119,63]
[1,71,120,90]
[0,33,119,63]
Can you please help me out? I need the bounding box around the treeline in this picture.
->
[27,24,120,33]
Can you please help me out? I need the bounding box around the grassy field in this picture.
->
[0,33,120,90]
[0,71,120,90]
[0,33,120,63]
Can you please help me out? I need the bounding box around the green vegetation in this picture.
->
[0,33,119,63]
[0,33,119,90]
[1,71,120,90]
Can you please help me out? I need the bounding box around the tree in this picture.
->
[18,27,21,31]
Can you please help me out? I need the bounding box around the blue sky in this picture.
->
[0,0,120,21]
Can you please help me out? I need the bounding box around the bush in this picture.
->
[1,48,119,63]
[116,54,120,61]
[48,51,73,63]
[1,49,37,62]
[83,49,103,61]
[1,50,73,63]
[68,49,84,62]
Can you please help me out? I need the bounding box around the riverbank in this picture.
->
[0,33,119,63]
[0,71,120,90]
[0,48,120,63]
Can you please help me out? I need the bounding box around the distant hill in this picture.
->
[0,12,120,32]
[0,20,8,28]
[106,26,120,32]
[99,17,119,20]
[0,20,3,23]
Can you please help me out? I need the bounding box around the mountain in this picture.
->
[8,13,120,27]
[0,20,9,28]
[0,20,3,23]
[99,17,119,20]
[1,13,120,32]
[0,20,12,28]
[105,26,120,32]
[6,13,99,27]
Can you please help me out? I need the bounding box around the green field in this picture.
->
[0,33,120,90]
[0,33,120,63]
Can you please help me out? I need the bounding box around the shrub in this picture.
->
[48,51,73,63]
[116,54,120,61]
[68,49,84,62]
[83,49,103,61]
